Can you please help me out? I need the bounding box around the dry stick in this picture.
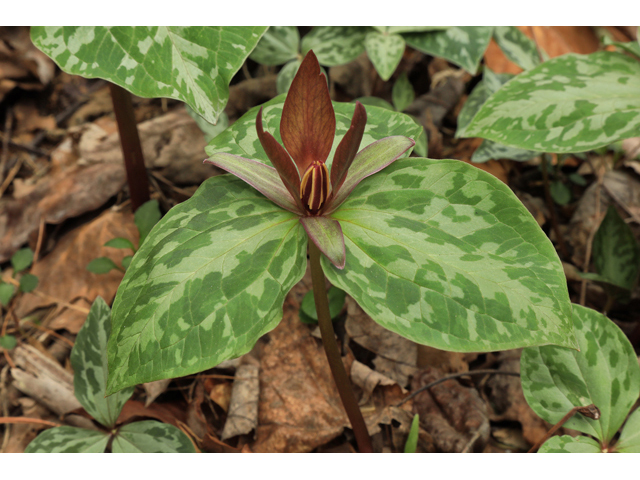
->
[0,111,13,181]
[0,417,61,428]
[396,369,521,407]
[528,404,601,453]
[108,83,150,212]
[308,241,373,453]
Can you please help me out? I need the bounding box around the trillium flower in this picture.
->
[205,50,414,269]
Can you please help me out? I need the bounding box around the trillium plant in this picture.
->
[106,50,576,453]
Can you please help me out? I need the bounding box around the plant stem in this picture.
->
[308,240,373,453]
[108,83,150,212]
[528,404,600,453]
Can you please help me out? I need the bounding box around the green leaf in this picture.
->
[616,408,640,453]
[87,257,119,274]
[31,27,267,125]
[185,105,229,143]
[301,26,367,66]
[375,27,450,35]
[11,247,33,273]
[413,126,428,158]
[364,31,405,81]
[356,97,395,111]
[550,181,572,206]
[538,435,602,453]
[19,273,39,293]
[0,282,15,306]
[568,173,587,186]
[392,73,415,113]
[323,158,576,353]
[0,334,17,350]
[300,287,346,323]
[521,305,640,444]
[457,68,537,162]
[112,421,195,453]
[72,297,134,428]
[276,60,301,94]
[250,26,299,66]
[592,205,640,292]
[205,97,422,170]
[492,26,541,71]
[104,237,136,251]
[603,38,640,59]
[135,199,162,246]
[25,427,110,453]
[404,27,493,74]
[404,414,420,453]
[122,256,133,270]
[107,176,307,394]
[466,51,640,153]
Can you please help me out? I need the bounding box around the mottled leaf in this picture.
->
[25,427,110,453]
[492,26,541,71]
[72,297,134,428]
[205,97,422,172]
[134,199,162,246]
[466,52,640,153]
[538,435,603,453]
[276,60,301,94]
[404,27,493,74]
[112,420,195,453]
[301,26,367,66]
[592,205,640,291]
[374,27,450,35]
[31,27,267,125]
[356,97,395,111]
[616,408,640,453]
[323,158,576,353]
[603,38,640,59]
[11,247,33,272]
[19,273,38,293]
[392,73,415,113]
[185,105,229,143]
[107,176,307,394]
[521,305,640,444]
[364,31,405,81]
[471,140,538,163]
[300,216,345,269]
[250,26,299,66]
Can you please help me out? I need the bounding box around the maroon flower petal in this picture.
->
[280,50,336,173]
[329,101,366,194]
[256,106,304,211]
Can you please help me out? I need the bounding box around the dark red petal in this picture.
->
[330,101,367,194]
[256,106,303,210]
[280,50,336,174]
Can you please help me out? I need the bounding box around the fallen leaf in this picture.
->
[221,364,259,441]
[13,209,138,333]
[143,379,172,408]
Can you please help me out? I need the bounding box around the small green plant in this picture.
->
[521,304,640,453]
[404,414,420,453]
[299,287,346,325]
[25,297,194,453]
[0,247,39,307]
[87,200,161,274]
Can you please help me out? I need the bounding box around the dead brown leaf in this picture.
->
[13,209,138,333]
[411,367,490,452]
[221,364,259,440]
[252,285,348,453]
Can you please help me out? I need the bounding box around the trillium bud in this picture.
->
[300,161,329,215]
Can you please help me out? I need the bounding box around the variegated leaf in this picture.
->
[364,31,405,81]
[250,26,299,66]
[112,420,195,453]
[30,27,267,125]
[374,27,450,35]
[392,73,415,113]
[323,158,575,352]
[404,27,493,74]
[301,26,367,66]
[205,97,422,171]
[616,408,640,453]
[538,435,603,453]
[492,26,541,71]
[25,427,110,453]
[107,176,307,394]
[457,68,537,163]
[71,297,134,428]
[276,60,301,94]
[521,305,640,444]
[466,51,640,153]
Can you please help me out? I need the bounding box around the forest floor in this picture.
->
[1,26,639,453]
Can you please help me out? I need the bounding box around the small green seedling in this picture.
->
[25,297,194,453]
[521,304,640,453]
[404,414,420,453]
[87,200,161,274]
[299,287,346,325]
[0,247,39,307]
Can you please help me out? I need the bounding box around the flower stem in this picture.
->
[308,240,373,453]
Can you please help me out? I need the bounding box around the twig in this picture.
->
[0,156,23,198]
[0,134,50,158]
[0,417,61,428]
[2,351,15,369]
[396,369,521,407]
[22,320,75,348]
[528,404,600,453]
[1,365,11,452]
[3,276,90,314]
[0,111,13,180]
[33,217,46,264]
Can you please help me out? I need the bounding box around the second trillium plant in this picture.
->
[106,50,576,449]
